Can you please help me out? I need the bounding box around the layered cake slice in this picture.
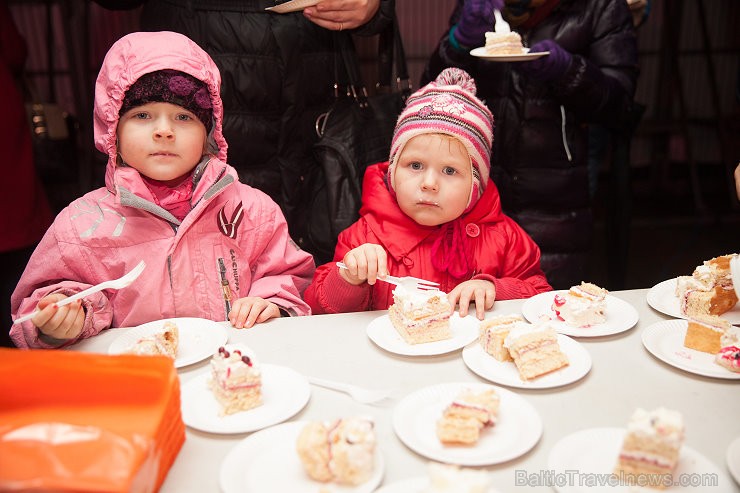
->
[478,314,527,362]
[126,320,179,359]
[296,417,376,485]
[389,284,452,345]
[504,321,569,380]
[551,282,608,327]
[436,387,499,445]
[208,346,262,415]
[683,313,731,354]
[615,407,685,489]
[483,31,524,55]
[676,254,738,316]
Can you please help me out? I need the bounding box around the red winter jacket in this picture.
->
[305,162,552,314]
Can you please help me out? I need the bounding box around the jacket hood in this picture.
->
[94,31,227,189]
[360,162,505,260]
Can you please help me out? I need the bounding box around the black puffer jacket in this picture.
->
[423,0,638,289]
[97,0,395,258]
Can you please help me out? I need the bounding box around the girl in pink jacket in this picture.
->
[305,68,551,319]
[10,31,315,349]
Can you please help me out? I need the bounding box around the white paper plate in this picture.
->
[641,319,740,380]
[547,427,734,492]
[521,291,639,337]
[462,333,591,389]
[366,312,478,356]
[647,278,740,325]
[726,435,740,486]
[265,0,319,13]
[375,477,502,493]
[470,47,549,61]
[219,420,384,493]
[181,351,310,434]
[392,382,542,466]
[108,317,228,368]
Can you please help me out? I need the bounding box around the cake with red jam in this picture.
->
[389,284,452,345]
[551,282,608,327]
[208,345,262,415]
[296,417,376,485]
[614,407,684,489]
[126,320,179,359]
[676,254,738,317]
[436,387,499,445]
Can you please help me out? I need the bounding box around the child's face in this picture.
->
[393,134,472,227]
[117,102,207,185]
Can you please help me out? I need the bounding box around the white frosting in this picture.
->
[425,462,490,493]
[627,408,684,446]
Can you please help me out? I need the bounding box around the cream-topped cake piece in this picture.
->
[552,282,608,327]
[504,321,569,380]
[208,345,262,415]
[615,407,685,489]
[436,387,499,445]
[389,284,452,344]
[296,417,376,485]
[484,31,524,55]
[126,320,179,359]
[424,462,491,493]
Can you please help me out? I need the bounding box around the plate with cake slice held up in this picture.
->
[462,315,592,389]
[641,319,740,380]
[180,343,311,433]
[521,283,639,337]
[108,317,228,368]
[220,419,384,493]
[392,382,542,466]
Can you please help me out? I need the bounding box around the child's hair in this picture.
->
[119,69,213,132]
[387,68,494,211]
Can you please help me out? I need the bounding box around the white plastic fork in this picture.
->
[307,376,394,405]
[13,260,146,324]
[335,262,439,291]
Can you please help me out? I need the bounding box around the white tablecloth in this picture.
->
[72,289,740,492]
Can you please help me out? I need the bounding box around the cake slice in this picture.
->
[504,321,569,380]
[483,31,524,55]
[126,320,179,359]
[683,314,731,354]
[615,407,685,489]
[388,284,452,345]
[208,345,262,415]
[478,314,527,362]
[296,417,376,485]
[436,387,499,445]
[551,282,608,327]
[676,254,738,316]
[424,462,491,493]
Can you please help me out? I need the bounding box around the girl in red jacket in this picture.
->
[305,68,551,319]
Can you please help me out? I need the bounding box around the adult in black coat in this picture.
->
[423,0,638,289]
[94,0,395,262]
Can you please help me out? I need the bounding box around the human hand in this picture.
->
[32,293,85,341]
[339,243,389,286]
[448,279,496,320]
[229,297,281,329]
[303,0,380,31]
[518,39,573,81]
[453,0,504,49]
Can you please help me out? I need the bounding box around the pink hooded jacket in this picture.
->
[10,31,315,348]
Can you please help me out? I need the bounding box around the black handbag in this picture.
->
[305,16,411,264]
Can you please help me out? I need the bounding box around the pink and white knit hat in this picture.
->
[388,68,493,209]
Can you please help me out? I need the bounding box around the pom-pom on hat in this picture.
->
[388,68,493,210]
[119,69,213,131]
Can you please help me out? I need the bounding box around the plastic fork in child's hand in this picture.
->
[335,262,440,291]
